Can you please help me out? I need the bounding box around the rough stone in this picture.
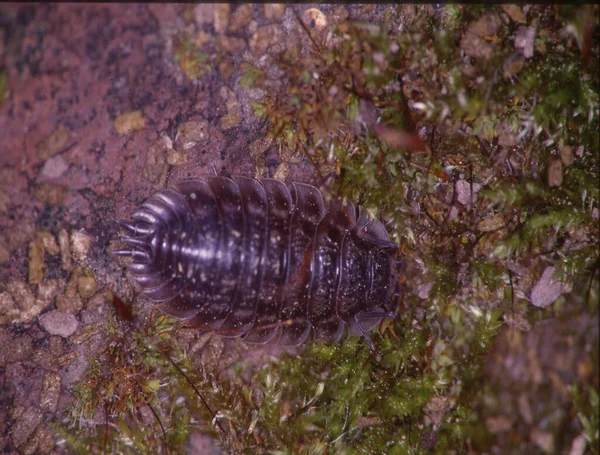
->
[195,3,216,25]
[37,125,69,160]
[39,232,60,255]
[77,275,97,300]
[216,35,246,54]
[470,12,501,38]
[461,31,495,60]
[39,155,69,180]
[530,266,562,308]
[10,406,43,448]
[214,4,230,34]
[70,230,92,262]
[4,280,45,324]
[58,229,73,271]
[34,182,68,206]
[22,424,55,454]
[477,214,504,232]
[218,60,235,80]
[502,5,527,24]
[39,372,61,413]
[547,156,563,187]
[0,334,33,365]
[249,24,285,55]
[0,237,10,263]
[531,428,555,454]
[114,110,145,135]
[264,4,285,20]
[176,119,210,150]
[515,25,536,58]
[166,148,188,166]
[143,143,167,185]
[228,4,253,32]
[38,310,79,337]
[455,179,482,207]
[36,279,61,308]
[28,236,45,284]
[219,87,242,129]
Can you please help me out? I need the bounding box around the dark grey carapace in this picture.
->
[114,176,399,350]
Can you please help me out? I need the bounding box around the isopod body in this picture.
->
[114,176,398,349]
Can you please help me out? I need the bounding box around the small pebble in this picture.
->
[530,266,562,308]
[39,310,78,337]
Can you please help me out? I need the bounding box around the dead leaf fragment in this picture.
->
[477,214,504,232]
[373,125,426,150]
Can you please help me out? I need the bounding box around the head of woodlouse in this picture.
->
[114,176,399,350]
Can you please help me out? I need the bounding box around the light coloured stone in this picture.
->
[114,111,145,135]
[28,236,45,284]
[39,372,61,413]
[249,24,285,55]
[10,407,43,448]
[59,229,73,271]
[228,4,252,32]
[39,155,69,180]
[166,148,188,166]
[71,230,92,262]
[219,87,242,129]
[214,4,230,34]
[530,266,562,308]
[39,310,78,337]
[77,275,97,300]
[455,179,482,206]
[264,4,285,20]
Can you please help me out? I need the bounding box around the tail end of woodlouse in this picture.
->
[113,221,154,263]
[119,220,154,236]
[112,248,151,263]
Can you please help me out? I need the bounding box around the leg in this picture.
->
[353,311,395,351]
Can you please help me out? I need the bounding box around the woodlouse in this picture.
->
[114,176,399,350]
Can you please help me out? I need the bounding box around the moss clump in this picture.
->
[63,5,598,454]
[242,4,598,453]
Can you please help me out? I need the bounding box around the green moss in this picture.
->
[63,5,598,454]
[570,384,599,453]
[246,4,598,453]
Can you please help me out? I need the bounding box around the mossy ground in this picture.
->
[61,5,598,454]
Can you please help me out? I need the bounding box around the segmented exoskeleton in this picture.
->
[114,176,399,350]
